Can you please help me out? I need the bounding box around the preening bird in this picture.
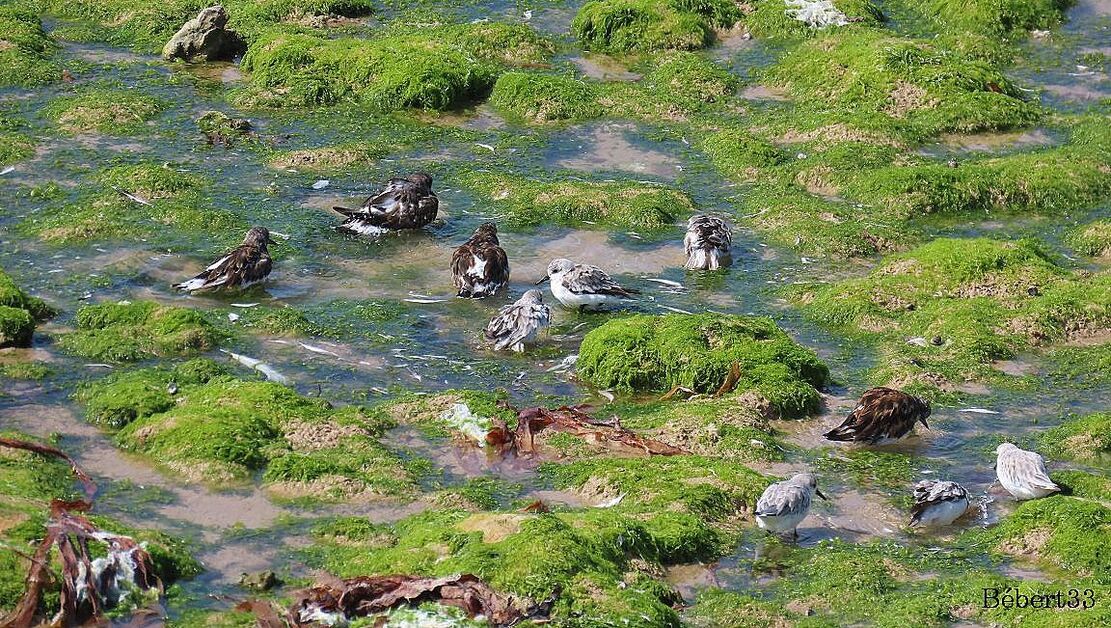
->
[333,172,438,235]
[755,472,828,538]
[483,290,551,352]
[538,258,639,310]
[995,443,1060,501]
[174,226,275,293]
[824,387,931,444]
[909,480,969,527]
[451,222,509,298]
[684,214,732,270]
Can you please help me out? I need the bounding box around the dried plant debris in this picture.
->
[487,405,688,458]
[287,574,553,627]
[0,438,162,628]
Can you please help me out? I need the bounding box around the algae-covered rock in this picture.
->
[162,5,245,62]
[987,496,1110,581]
[577,314,829,417]
[454,171,695,231]
[0,6,60,87]
[77,363,415,500]
[794,238,1110,395]
[0,268,55,348]
[43,87,165,135]
[921,0,1071,39]
[489,72,602,123]
[572,0,742,53]
[1067,218,1111,258]
[59,300,223,362]
[1041,412,1110,463]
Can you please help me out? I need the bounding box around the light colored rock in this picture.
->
[162,6,243,62]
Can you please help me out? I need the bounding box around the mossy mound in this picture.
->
[985,496,1110,582]
[43,87,165,135]
[0,431,201,614]
[577,314,830,418]
[572,0,742,53]
[0,362,53,381]
[77,361,415,499]
[921,0,1071,39]
[489,72,603,123]
[1041,412,1110,463]
[455,171,695,231]
[239,22,553,110]
[639,51,739,112]
[766,29,1039,136]
[42,0,375,52]
[59,300,223,363]
[0,268,55,349]
[1067,218,1111,258]
[0,128,34,166]
[0,6,60,87]
[743,0,885,39]
[268,143,390,172]
[794,238,1110,396]
[20,162,243,244]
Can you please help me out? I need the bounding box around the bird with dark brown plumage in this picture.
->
[333,172,438,235]
[451,223,509,298]
[824,387,931,444]
[174,226,275,293]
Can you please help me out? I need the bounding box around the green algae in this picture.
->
[372,390,514,441]
[980,495,1110,582]
[814,449,917,490]
[638,50,739,113]
[77,362,416,499]
[577,313,829,417]
[235,299,417,343]
[455,170,695,231]
[920,0,1072,39]
[238,21,553,110]
[743,0,884,39]
[0,268,55,348]
[1067,218,1111,258]
[43,87,165,135]
[572,0,741,54]
[793,237,1110,396]
[0,268,55,321]
[1041,412,1110,463]
[59,300,224,363]
[489,72,603,124]
[765,28,1039,136]
[20,161,243,244]
[0,361,53,380]
[0,128,34,167]
[0,5,60,87]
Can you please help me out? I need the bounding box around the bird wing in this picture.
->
[756,483,808,517]
[484,304,549,350]
[1016,450,1060,489]
[565,265,639,296]
[176,245,265,291]
[824,388,916,442]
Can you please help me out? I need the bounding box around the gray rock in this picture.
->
[162,6,244,62]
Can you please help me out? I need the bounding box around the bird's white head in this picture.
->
[546,258,575,277]
[995,443,1020,456]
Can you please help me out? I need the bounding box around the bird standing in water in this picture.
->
[684,214,732,270]
[995,443,1060,500]
[538,258,639,311]
[333,172,438,235]
[174,226,275,293]
[451,222,509,298]
[824,387,931,444]
[483,290,551,352]
[755,472,828,538]
[909,480,969,527]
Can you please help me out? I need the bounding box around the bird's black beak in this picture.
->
[535,276,550,285]
[920,417,930,430]
[266,236,278,246]
[815,489,829,500]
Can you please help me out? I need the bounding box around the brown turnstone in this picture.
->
[824,387,931,444]
[174,226,275,292]
[451,222,509,298]
[333,172,438,235]
[684,214,732,270]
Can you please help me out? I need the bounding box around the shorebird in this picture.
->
[909,480,969,527]
[995,443,1060,500]
[483,290,551,352]
[332,172,438,235]
[755,472,827,538]
[174,226,275,292]
[538,258,639,310]
[451,223,509,298]
[684,214,732,270]
[824,387,931,444]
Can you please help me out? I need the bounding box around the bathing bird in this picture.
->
[538,258,639,310]
[451,222,509,298]
[332,172,438,235]
[684,214,732,270]
[909,480,969,527]
[483,289,551,352]
[824,387,931,444]
[174,226,275,292]
[995,443,1060,500]
[755,472,827,538]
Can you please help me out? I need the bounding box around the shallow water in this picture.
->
[1,0,1109,623]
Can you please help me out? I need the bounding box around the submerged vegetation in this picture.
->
[59,300,223,362]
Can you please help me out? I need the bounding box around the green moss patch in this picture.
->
[577,314,829,417]
[20,162,243,244]
[1067,218,1111,258]
[489,72,603,123]
[77,361,416,499]
[455,170,695,231]
[0,268,54,349]
[234,299,417,344]
[920,0,1071,39]
[765,29,1039,136]
[572,0,742,53]
[43,87,165,135]
[1041,412,1110,464]
[793,238,1110,396]
[239,22,553,110]
[59,300,223,362]
[743,0,885,39]
[983,496,1111,582]
[0,6,60,87]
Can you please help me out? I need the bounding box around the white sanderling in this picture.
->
[538,258,639,310]
[824,387,931,444]
[995,443,1060,500]
[909,479,969,527]
[755,472,828,538]
[683,214,732,270]
[332,172,438,236]
[451,222,509,298]
[174,226,275,293]
[483,289,551,352]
